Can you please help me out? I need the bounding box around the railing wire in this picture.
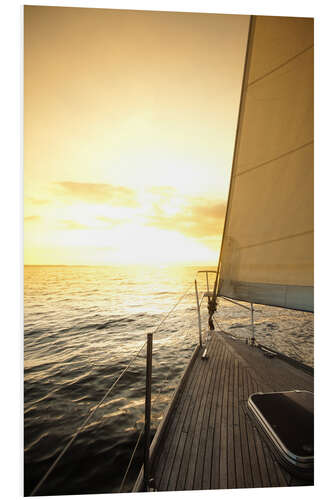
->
[118,283,197,491]
[31,280,195,496]
[30,340,147,496]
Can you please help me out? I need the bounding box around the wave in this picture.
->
[24,265,313,495]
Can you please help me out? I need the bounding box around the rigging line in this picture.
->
[150,282,193,337]
[119,345,185,495]
[119,320,198,492]
[155,309,201,344]
[153,325,196,393]
[152,328,195,411]
[120,320,195,493]
[32,283,194,495]
[119,428,144,493]
[154,327,200,398]
[154,315,196,343]
[151,376,170,415]
[30,339,147,497]
[213,316,223,332]
[213,317,247,342]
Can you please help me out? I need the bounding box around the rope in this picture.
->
[213,316,223,332]
[151,282,193,337]
[119,427,144,493]
[214,313,304,358]
[118,365,174,494]
[154,309,201,345]
[30,340,147,496]
[118,316,197,492]
[31,281,194,496]
[151,318,199,413]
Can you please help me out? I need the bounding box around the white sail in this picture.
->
[216,15,314,312]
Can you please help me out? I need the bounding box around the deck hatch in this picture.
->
[248,390,313,470]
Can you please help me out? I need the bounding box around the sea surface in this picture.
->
[24,265,314,496]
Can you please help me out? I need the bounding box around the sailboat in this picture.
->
[133,13,314,492]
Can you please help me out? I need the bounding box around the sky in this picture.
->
[24,6,249,265]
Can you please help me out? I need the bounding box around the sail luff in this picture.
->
[213,15,255,303]
[215,15,314,312]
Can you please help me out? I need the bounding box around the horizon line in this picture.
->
[24,263,218,267]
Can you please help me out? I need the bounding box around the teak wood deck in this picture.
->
[134,331,314,492]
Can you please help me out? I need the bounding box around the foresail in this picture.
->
[216,16,314,312]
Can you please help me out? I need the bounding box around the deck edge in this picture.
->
[132,342,201,492]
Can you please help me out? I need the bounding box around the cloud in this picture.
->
[145,200,226,238]
[24,215,41,222]
[57,217,126,230]
[58,220,90,230]
[55,182,138,207]
[192,203,226,219]
[27,198,50,206]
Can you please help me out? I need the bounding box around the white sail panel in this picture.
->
[217,16,314,312]
[248,16,314,84]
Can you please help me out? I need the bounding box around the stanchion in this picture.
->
[194,280,203,348]
[251,303,255,345]
[143,332,153,491]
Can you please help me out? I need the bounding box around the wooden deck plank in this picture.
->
[227,351,236,489]
[152,354,200,488]
[184,338,219,490]
[243,365,264,488]
[247,373,271,488]
[238,363,253,488]
[219,348,231,488]
[194,336,222,490]
[249,370,291,487]
[262,437,284,487]
[233,358,246,488]
[145,332,313,493]
[202,340,227,490]
[248,370,300,489]
[172,344,213,491]
[155,345,207,490]
[170,365,209,490]
[210,343,228,490]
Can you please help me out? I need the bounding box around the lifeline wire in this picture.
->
[152,281,193,337]
[119,428,144,493]
[30,340,147,496]
[118,284,197,492]
[119,324,192,493]
[31,281,193,496]
[213,316,223,332]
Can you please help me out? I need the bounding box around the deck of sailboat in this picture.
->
[139,331,313,492]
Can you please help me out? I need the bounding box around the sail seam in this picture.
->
[247,44,314,88]
[234,140,313,178]
[235,229,313,251]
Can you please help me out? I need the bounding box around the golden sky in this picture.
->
[24,6,249,265]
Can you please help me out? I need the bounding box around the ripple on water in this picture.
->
[24,265,313,495]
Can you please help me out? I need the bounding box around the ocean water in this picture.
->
[24,265,313,496]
